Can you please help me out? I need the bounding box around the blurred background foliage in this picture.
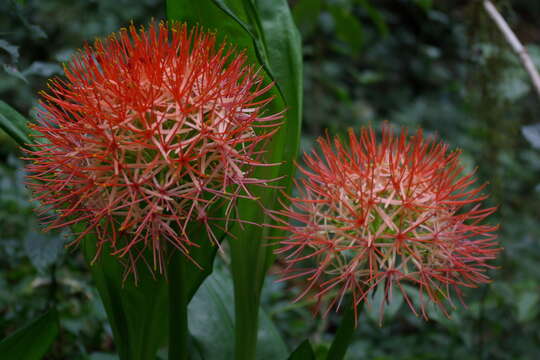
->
[1,0,540,359]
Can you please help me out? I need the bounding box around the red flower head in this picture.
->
[274,125,499,321]
[25,22,281,276]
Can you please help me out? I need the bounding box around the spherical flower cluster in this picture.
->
[25,22,281,275]
[274,125,499,320]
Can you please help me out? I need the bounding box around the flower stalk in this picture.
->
[168,251,190,360]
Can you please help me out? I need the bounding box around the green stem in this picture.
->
[230,225,267,360]
[231,259,261,360]
[233,302,259,360]
[326,300,362,360]
[168,252,189,360]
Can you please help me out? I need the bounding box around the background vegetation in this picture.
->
[1,0,540,359]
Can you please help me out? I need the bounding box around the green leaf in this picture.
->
[253,0,303,163]
[497,67,530,101]
[22,61,63,78]
[188,267,288,360]
[0,308,59,360]
[81,223,218,360]
[329,6,364,54]
[183,236,219,301]
[292,0,323,36]
[326,300,360,360]
[0,100,32,148]
[211,0,257,39]
[355,0,389,37]
[521,123,540,149]
[3,64,27,82]
[24,230,65,273]
[166,3,302,359]
[517,291,540,323]
[166,0,255,60]
[0,39,20,63]
[365,285,403,324]
[414,0,433,11]
[226,2,303,358]
[82,237,169,360]
[288,340,316,360]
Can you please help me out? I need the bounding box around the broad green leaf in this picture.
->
[165,2,266,359]
[82,237,169,360]
[166,3,302,359]
[211,0,256,39]
[287,340,316,360]
[226,2,303,357]
[81,223,218,360]
[0,308,59,360]
[166,0,255,60]
[183,239,219,301]
[188,267,288,360]
[0,100,32,148]
[253,0,303,172]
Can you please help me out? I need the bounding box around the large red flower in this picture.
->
[274,125,499,320]
[25,22,281,276]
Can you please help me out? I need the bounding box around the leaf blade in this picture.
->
[81,224,218,360]
[0,308,59,360]
[82,238,169,360]
[188,267,288,360]
[288,340,316,360]
[0,100,32,148]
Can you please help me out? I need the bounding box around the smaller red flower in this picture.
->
[273,125,500,320]
[24,22,282,277]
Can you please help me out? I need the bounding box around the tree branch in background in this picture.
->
[483,0,540,100]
